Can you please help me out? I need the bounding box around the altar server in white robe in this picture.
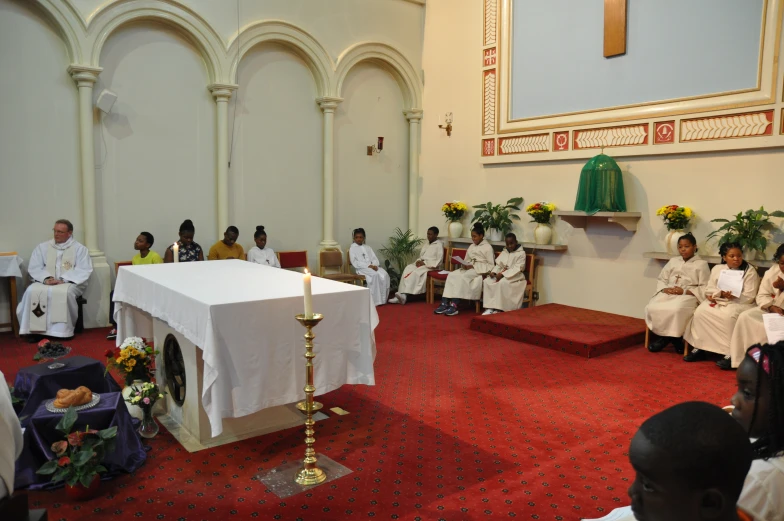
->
[728,244,784,369]
[246,226,280,267]
[435,223,495,317]
[482,233,527,315]
[350,228,390,307]
[389,226,444,305]
[645,233,711,353]
[684,242,760,366]
[0,369,23,499]
[17,219,93,338]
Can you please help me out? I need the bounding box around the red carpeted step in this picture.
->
[470,303,646,358]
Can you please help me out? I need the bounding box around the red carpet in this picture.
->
[470,303,646,358]
[1,302,734,520]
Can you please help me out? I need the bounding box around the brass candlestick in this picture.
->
[293,313,326,485]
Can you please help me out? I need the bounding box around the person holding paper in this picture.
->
[389,227,443,305]
[434,223,495,316]
[645,233,711,353]
[684,242,760,364]
[727,245,784,369]
[481,233,526,315]
[349,228,390,307]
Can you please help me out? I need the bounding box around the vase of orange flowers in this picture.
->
[656,205,693,255]
[105,337,159,420]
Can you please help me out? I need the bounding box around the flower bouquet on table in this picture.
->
[526,202,556,224]
[104,337,158,386]
[36,406,117,500]
[656,205,693,231]
[441,201,468,222]
[126,381,165,438]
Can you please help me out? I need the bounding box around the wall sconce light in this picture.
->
[438,113,453,137]
[367,137,384,156]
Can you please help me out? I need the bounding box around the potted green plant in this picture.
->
[36,406,117,500]
[707,207,784,260]
[471,197,523,241]
[380,228,425,292]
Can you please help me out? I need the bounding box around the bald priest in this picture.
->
[17,219,93,338]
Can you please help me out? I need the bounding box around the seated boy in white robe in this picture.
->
[645,232,710,353]
[17,219,93,339]
[482,233,526,315]
[246,226,280,267]
[389,226,443,305]
[435,223,495,317]
[349,228,390,307]
[729,245,784,369]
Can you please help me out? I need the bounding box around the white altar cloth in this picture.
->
[0,255,23,278]
[113,260,378,437]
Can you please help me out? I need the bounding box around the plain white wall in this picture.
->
[228,43,323,269]
[420,0,780,318]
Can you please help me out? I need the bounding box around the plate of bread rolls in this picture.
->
[45,386,100,413]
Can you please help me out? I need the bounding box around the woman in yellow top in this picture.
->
[208,226,245,260]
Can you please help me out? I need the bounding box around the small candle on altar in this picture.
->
[172,242,179,263]
[303,269,313,318]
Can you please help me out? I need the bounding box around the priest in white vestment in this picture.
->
[482,233,527,314]
[645,234,711,352]
[729,249,784,368]
[349,228,390,307]
[17,219,93,338]
[389,226,443,304]
[0,369,23,499]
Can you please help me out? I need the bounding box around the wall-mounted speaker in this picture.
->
[95,89,117,114]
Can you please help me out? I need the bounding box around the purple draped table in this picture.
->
[14,392,147,490]
[13,355,122,427]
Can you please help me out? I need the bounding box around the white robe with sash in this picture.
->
[729,265,784,367]
[443,240,495,301]
[683,263,760,356]
[397,240,444,295]
[644,255,711,337]
[350,243,390,306]
[17,238,92,337]
[246,246,280,267]
[482,246,527,311]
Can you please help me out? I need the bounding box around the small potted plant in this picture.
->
[526,202,556,245]
[36,406,117,500]
[379,228,425,292]
[105,337,159,420]
[126,381,165,438]
[707,207,784,260]
[656,205,694,254]
[471,197,523,242]
[442,201,468,238]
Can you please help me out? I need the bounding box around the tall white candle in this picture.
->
[172,242,179,263]
[303,269,313,318]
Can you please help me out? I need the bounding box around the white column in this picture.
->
[405,109,423,234]
[208,84,238,238]
[317,97,343,249]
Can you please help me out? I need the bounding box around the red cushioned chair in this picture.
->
[425,246,449,304]
[277,250,309,272]
[428,246,466,305]
[521,252,537,308]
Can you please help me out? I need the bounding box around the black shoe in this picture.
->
[434,303,450,315]
[671,337,684,352]
[716,357,733,370]
[683,348,705,362]
[647,337,667,353]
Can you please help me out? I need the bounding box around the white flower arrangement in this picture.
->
[120,336,147,351]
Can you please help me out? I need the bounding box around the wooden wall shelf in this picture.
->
[444,237,567,252]
[643,251,772,269]
[554,211,641,232]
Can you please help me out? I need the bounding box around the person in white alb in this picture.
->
[389,226,444,305]
[246,226,280,267]
[0,369,23,500]
[645,232,711,353]
[684,242,760,368]
[17,219,93,339]
[481,233,526,315]
[350,228,390,307]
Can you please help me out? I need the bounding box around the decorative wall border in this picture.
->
[481,0,784,164]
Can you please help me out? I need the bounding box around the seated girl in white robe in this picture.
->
[246,226,280,267]
[645,233,711,353]
[584,341,784,521]
[349,228,390,307]
[481,233,526,315]
[684,242,760,368]
[434,223,495,317]
[389,226,444,305]
[728,244,784,369]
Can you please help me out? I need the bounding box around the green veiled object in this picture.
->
[573,154,627,214]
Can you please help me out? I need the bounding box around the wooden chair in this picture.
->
[277,250,309,272]
[318,249,365,285]
[0,251,20,336]
[428,246,464,306]
[114,261,132,275]
[522,252,538,308]
[425,246,449,303]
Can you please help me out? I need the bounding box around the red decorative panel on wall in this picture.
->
[653,121,675,144]
[553,131,569,151]
[573,124,649,150]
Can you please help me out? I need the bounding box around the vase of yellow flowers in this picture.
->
[442,201,468,238]
[105,337,159,420]
[656,205,693,254]
[526,202,556,245]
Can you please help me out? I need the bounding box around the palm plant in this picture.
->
[471,197,524,235]
[707,207,784,257]
[379,228,425,291]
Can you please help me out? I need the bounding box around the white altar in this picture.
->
[113,260,377,451]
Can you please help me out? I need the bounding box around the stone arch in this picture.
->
[334,42,422,109]
[227,20,333,98]
[30,0,84,63]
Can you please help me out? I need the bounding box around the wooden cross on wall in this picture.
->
[604,0,628,57]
